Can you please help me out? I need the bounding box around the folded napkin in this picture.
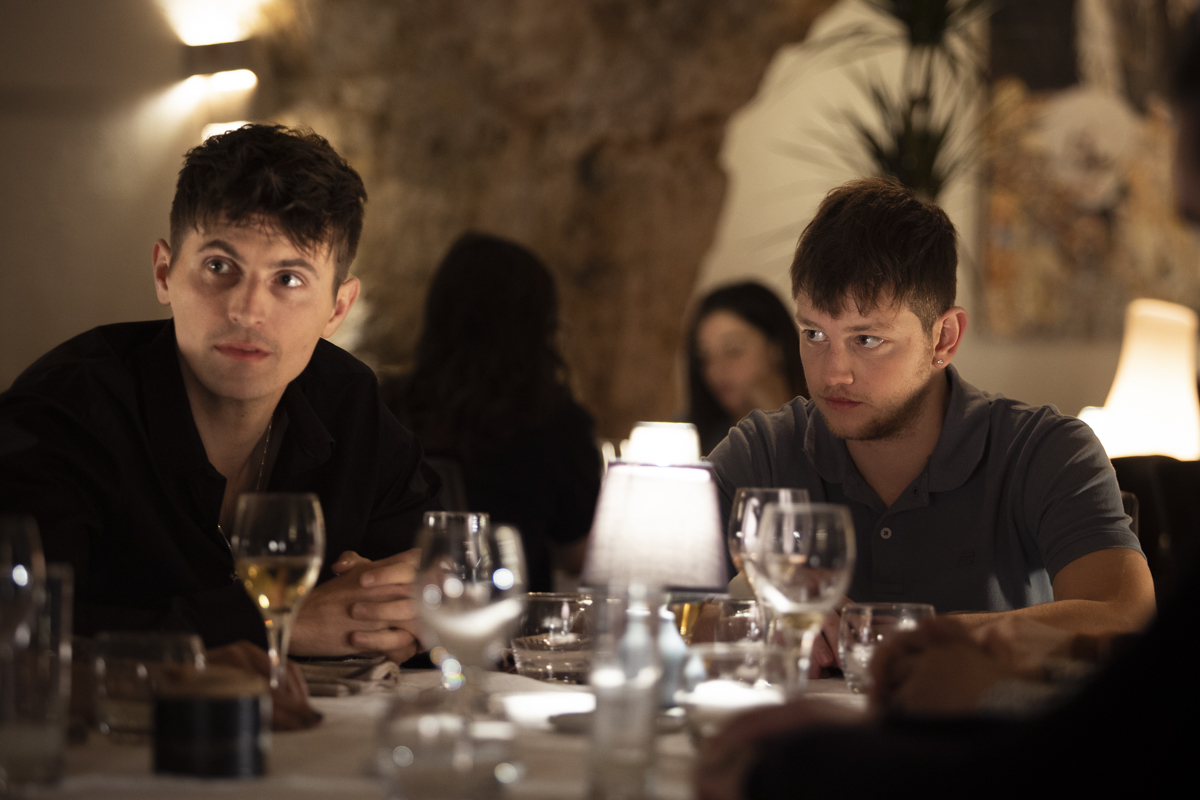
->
[298,656,401,697]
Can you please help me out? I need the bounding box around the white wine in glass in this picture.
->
[729,488,809,651]
[231,493,324,690]
[749,502,854,697]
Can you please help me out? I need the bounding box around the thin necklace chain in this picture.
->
[218,415,274,540]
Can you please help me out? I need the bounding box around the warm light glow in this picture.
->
[208,69,258,92]
[621,422,701,465]
[158,0,271,45]
[1078,299,1200,460]
[202,121,251,141]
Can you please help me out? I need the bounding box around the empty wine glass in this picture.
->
[416,511,526,710]
[728,488,809,648]
[747,502,854,697]
[230,493,325,690]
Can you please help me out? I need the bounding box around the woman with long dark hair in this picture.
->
[387,232,601,592]
[686,282,807,455]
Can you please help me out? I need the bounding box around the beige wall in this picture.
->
[697,0,1124,416]
[0,1,252,389]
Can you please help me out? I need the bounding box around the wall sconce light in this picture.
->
[183,40,258,90]
[1079,299,1200,460]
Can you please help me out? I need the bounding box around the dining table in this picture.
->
[28,672,867,800]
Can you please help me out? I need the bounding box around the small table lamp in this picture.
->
[582,422,728,593]
[1079,299,1200,460]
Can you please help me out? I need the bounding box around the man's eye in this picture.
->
[858,335,884,349]
[278,273,304,288]
[206,259,232,274]
[804,330,827,343]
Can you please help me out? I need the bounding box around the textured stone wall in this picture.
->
[267,0,833,437]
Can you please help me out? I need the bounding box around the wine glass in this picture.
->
[747,502,854,697]
[416,511,526,709]
[230,493,325,690]
[728,488,809,646]
[1,515,45,646]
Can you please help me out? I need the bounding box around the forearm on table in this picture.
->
[946,597,1154,638]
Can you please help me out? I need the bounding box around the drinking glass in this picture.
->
[230,493,325,690]
[511,593,593,684]
[728,489,809,650]
[838,602,935,693]
[1,516,45,646]
[747,502,855,697]
[94,632,203,743]
[416,512,526,708]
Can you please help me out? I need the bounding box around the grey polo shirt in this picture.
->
[707,366,1144,613]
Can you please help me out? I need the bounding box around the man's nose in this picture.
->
[821,344,854,386]
[229,275,269,326]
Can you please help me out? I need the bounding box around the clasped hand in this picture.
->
[288,548,423,664]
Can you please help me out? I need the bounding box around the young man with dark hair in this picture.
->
[0,124,439,666]
[710,177,1155,646]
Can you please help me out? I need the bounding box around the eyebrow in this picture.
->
[797,316,893,333]
[198,239,318,275]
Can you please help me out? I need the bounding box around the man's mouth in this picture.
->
[214,343,271,362]
[821,395,863,411]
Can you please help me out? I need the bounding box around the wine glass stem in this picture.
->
[781,624,820,698]
[265,617,289,691]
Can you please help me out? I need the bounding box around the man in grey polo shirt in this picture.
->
[709,178,1155,639]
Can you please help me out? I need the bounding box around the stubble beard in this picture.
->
[824,377,935,442]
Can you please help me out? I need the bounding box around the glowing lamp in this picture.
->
[1079,299,1200,460]
[620,422,702,466]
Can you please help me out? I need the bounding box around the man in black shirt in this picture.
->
[0,125,439,664]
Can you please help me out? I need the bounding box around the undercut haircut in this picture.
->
[790,178,957,330]
[169,124,367,288]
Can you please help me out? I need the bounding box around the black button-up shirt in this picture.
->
[0,320,439,648]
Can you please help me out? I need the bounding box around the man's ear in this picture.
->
[932,306,968,368]
[153,239,172,307]
[323,276,361,338]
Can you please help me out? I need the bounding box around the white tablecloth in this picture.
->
[28,672,865,799]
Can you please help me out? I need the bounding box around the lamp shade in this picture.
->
[1079,299,1200,460]
[580,462,728,592]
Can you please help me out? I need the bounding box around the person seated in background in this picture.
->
[708,177,1156,670]
[0,125,440,706]
[685,282,808,456]
[382,232,601,594]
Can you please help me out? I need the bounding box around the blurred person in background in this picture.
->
[685,282,808,455]
[384,233,601,593]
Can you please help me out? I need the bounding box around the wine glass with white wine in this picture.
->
[230,493,325,690]
[417,511,526,709]
[748,502,854,697]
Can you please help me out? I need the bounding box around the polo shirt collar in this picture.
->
[803,365,990,495]
[137,320,334,477]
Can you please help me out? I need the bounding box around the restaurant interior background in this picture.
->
[2,0,1197,441]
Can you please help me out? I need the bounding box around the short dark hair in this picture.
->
[790,178,957,330]
[169,124,367,287]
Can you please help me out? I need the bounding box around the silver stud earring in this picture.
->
[937,359,944,366]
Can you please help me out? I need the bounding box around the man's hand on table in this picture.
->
[869,617,1023,714]
[206,641,322,731]
[694,699,869,800]
[289,548,423,664]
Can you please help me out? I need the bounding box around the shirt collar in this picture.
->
[803,365,990,494]
[136,320,334,477]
